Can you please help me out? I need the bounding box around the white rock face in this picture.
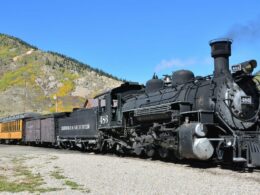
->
[71,87,90,97]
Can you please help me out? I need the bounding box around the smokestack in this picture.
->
[209,39,232,77]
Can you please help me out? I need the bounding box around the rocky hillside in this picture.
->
[0,34,122,116]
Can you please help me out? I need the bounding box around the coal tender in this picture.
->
[57,108,99,150]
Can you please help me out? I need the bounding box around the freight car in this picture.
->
[24,113,68,145]
[1,38,260,169]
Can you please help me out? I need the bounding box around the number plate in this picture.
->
[241,96,252,104]
[232,64,242,72]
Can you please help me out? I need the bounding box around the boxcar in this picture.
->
[0,113,40,143]
[57,108,98,150]
[40,113,69,144]
[24,113,68,145]
[24,118,41,143]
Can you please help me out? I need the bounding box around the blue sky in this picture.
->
[1,0,260,84]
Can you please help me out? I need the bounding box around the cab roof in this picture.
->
[94,82,143,98]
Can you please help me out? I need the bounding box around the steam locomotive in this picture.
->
[1,39,260,168]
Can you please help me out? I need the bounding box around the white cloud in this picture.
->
[155,57,212,72]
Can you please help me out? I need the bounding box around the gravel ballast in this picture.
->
[0,145,260,194]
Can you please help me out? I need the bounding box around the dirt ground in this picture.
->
[0,144,260,195]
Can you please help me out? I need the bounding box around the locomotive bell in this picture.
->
[145,74,164,93]
[209,38,232,77]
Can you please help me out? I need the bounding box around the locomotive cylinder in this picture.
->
[178,123,214,160]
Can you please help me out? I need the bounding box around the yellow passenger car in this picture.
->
[0,113,40,142]
[0,119,23,140]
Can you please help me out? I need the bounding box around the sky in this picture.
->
[1,0,260,84]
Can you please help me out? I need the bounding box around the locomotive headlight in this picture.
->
[231,59,257,74]
[242,60,257,74]
[195,123,207,137]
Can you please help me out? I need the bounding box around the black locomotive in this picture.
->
[91,39,260,168]
[1,39,260,168]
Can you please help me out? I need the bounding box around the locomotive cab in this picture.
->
[96,82,143,130]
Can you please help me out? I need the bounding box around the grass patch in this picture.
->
[50,167,90,193]
[0,63,38,91]
[0,175,43,193]
[64,180,90,193]
[50,170,66,180]
[0,175,61,193]
[0,156,61,193]
[64,180,81,189]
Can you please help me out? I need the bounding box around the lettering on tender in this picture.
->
[61,124,90,131]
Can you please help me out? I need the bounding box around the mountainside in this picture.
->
[0,34,122,116]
